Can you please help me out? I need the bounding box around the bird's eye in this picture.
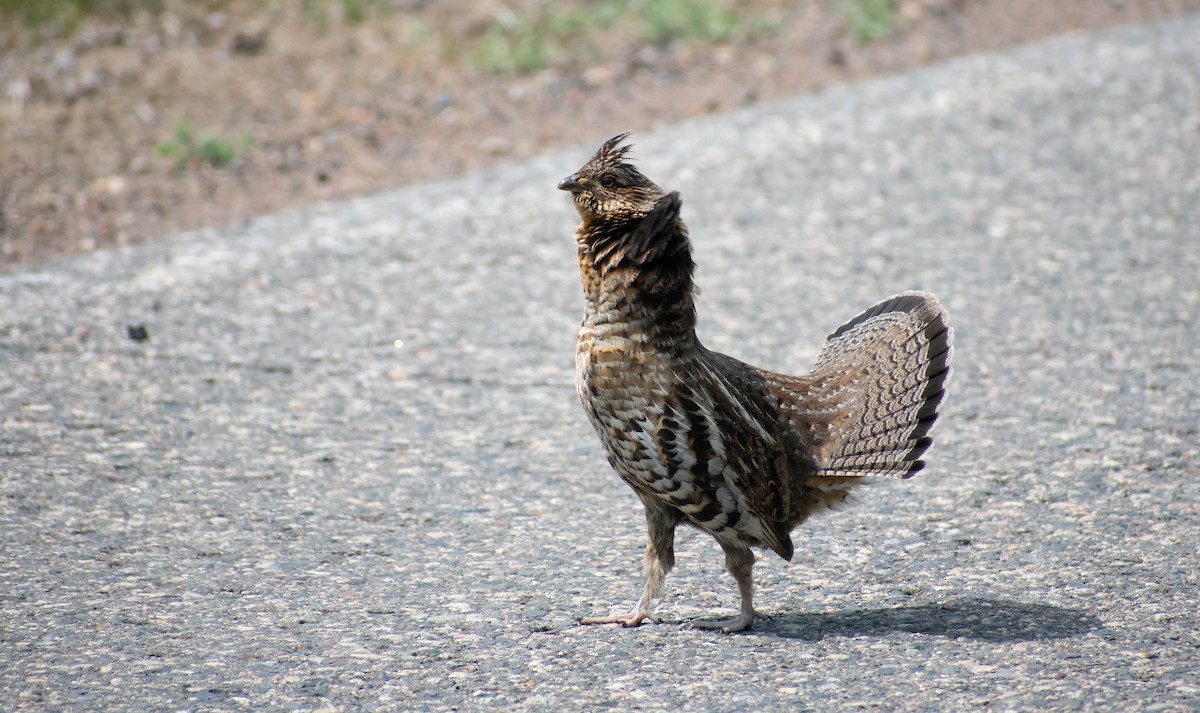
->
[600,174,617,188]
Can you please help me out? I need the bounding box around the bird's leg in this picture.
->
[694,541,756,633]
[582,503,677,627]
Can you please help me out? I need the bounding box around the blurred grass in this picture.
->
[0,0,391,40]
[301,0,394,29]
[839,0,899,42]
[2,0,780,75]
[0,0,162,36]
[470,0,779,76]
[155,121,249,173]
[642,0,747,44]
[470,2,627,76]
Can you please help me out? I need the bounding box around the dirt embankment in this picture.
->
[2,0,1194,271]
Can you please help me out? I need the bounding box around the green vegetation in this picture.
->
[3,0,779,77]
[470,0,778,76]
[642,0,744,45]
[839,0,899,42]
[0,0,390,39]
[470,3,624,76]
[336,0,383,24]
[301,0,393,29]
[0,0,160,36]
[156,122,248,173]
[470,15,554,77]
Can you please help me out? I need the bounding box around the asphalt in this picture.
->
[2,15,1199,712]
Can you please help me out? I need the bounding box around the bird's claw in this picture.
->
[580,610,654,628]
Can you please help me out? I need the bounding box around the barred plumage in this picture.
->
[561,134,953,632]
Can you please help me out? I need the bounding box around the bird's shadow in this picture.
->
[720,596,1101,642]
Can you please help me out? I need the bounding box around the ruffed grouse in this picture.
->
[560,134,952,632]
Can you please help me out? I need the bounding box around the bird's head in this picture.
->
[558,133,664,223]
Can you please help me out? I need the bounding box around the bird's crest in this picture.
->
[595,132,633,164]
[583,132,636,175]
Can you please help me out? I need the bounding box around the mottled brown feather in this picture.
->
[562,135,953,632]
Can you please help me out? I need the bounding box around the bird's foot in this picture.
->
[693,610,755,634]
[580,609,653,628]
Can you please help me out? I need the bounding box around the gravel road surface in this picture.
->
[3,16,1199,711]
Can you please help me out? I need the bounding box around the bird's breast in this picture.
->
[576,326,670,412]
[576,315,677,452]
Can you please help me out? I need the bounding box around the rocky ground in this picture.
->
[2,0,1198,271]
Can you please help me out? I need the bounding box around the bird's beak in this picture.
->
[558,174,583,193]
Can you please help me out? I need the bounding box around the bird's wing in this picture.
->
[683,353,796,560]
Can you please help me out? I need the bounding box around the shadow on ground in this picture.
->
[745,597,1101,642]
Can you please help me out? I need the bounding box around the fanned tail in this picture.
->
[810,291,952,479]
